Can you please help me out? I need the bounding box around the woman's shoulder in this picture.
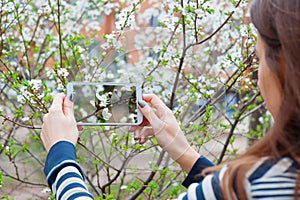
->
[245,156,299,199]
[246,156,299,180]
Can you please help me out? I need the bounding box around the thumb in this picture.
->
[63,94,74,116]
[138,100,164,129]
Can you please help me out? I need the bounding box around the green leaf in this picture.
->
[229,135,236,144]
[22,143,27,152]
[206,8,215,14]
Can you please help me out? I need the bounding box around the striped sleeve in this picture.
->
[182,156,215,188]
[178,164,227,200]
[44,141,93,200]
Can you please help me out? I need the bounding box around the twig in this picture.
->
[169,0,243,110]
[78,141,119,171]
[183,51,255,127]
[169,0,187,109]
[127,150,166,200]
[0,167,47,187]
[1,114,41,129]
[57,0,63,70]
[217,92,260,164]
[185,0,243,52]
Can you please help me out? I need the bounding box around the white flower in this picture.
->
[101,42,110,50]
[96,85,104,93]
[28,79,42,91]
[86,21,101,31]
[96,94,108,107]
[89,100,95,106]
[56,83,64,91]
[10,61,17,67]
[79,108,88,118]
[110,132,118,141]
[172,182,179,187]
[120,86,130,93]
[99,73,107,81]
[258,116,264,124]
[81,85,93,97]
[75,46,85,54]
[240,25,249,37]
[117,69,125,74]
[38,93,45,100]
[120,116,128,123]
[207,90,215,96]
[17,95,25,103]
[22,27,31,41]
[57,68,69,78]
[120,185,128,190]
[240,0,248,8]
[41,187,51,194]
[22,117,30,122]
[128,113,137,123]
[102,108,112,121]
[0,106,3,113]
[3,2,14,12]
[107,73,114,79]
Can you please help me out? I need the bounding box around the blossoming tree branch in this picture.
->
[0,0,268,199]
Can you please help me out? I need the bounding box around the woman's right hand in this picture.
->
[131,94,199,171]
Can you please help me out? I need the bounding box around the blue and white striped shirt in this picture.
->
[44,141,93,199]
[178,156,299,199]
[44,141,299,199]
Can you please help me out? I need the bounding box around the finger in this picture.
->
[138,102,164,129]
[142,94,168,109]
[140,127,154,144]
[142,94,171,118]
[40,127,48,151]
[130,126,138,132]
[153,103,170,119]
[43,113,49,122]
[50,93,65,111]
[133,126,143,140]
[63,95,74,116]
[136,116,150,127]
[41,123,46,140]
[77,125,83,131]
[40,130,44,143]
[130,114,150,131]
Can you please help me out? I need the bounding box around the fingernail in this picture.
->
[138,100,146,108]
[68,93,74,102]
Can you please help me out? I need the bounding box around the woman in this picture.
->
[41,0,300,199]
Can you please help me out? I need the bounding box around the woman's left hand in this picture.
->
[41,93,79,152]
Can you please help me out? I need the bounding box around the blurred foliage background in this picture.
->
[0,0,271,199]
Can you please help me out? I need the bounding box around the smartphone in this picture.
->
[66,82,143,126]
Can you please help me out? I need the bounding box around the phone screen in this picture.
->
[67,82,142,126]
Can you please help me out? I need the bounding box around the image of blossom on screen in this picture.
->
[102,107,112,121]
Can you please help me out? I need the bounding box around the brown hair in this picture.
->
[204,0,300,199]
